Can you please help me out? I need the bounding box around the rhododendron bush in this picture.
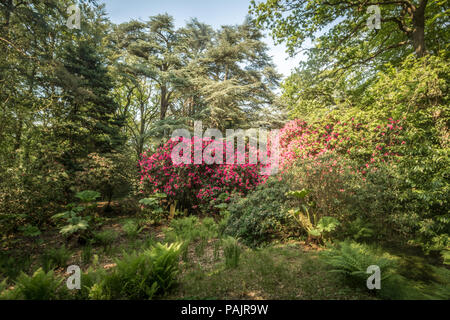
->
[274,115,410,242]
[139,137,268,210]
[278,115,406,173]
[275,108,449,252]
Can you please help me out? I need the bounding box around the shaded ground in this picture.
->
[1,210,447,300]
[168,242,375,300]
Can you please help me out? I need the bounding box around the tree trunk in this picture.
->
[412,16,425,57]
[412,1,428,57]
[160,85,168,120]
[137,104,145,158]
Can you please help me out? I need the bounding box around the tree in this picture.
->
[114,14,185,121]
[251,0,448,118]
[185,18,282,130]
[250,0,449,93]
[113,72,160,159]
[112,15,282,137]
[0,1,125,230]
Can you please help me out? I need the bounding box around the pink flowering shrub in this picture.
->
[278,115,408,241]
[278,116,406,173]
[139,137,268,211]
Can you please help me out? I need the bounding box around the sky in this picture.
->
[99,0,304,78]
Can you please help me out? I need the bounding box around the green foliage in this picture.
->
[344,218,375,242]
[212,193,232,237]
[320,241,397,283]
[222,237,241,269]
[286,189,309,200]
[442,250,450,266]
[0,1,126,234]
[122,220,144,239]
[320,241,403,299]
[114,15,280,133]
[75,153,134,205]
[251,0,447,117]
[93,243,182,299]
[164,217,218,243]
[286,188,316,235]
[75,190,101,203]
[225,178,293,247]
[315,216,340,242]
[371,56,450,252]
[164,217,218,260]
[286,187,340,241]
[0,163,69,234]
[139,193,167,205]
[93,230,119,252]
[320,241,450,300]
[0,253,31,281]
[18,224,42,237]
[82,245,93,265]
[217,211,231,238]
[139,193,168,224]
[51,204,91,238]
[74,267,107,300]
[12,268,64,300]
[317,217,340,234]
[40,245,72,272]
[279,54,449,252]
[0,279,17,300]
[51,190,101,240]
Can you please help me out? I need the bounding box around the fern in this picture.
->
[320,241,396,282]
[122,220,144,239]
[13,268,64,300]
[93,242,182,299]
[40,245,72,272]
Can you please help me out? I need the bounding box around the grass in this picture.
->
[168,243,375,300]
[1,214,448,300]
[222,236,241,269]
[40,245,72,272]
[93,229,119,253]
[81,244,93,265]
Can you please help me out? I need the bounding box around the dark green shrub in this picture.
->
[18,224,41,237]
[225,178,293,247]
[0,161,69,235]
[75,152,135,207]
[342,217,375,242]
[0,253,31,281]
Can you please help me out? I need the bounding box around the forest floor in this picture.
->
[1,207,448,300]
[1,211,375,300]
